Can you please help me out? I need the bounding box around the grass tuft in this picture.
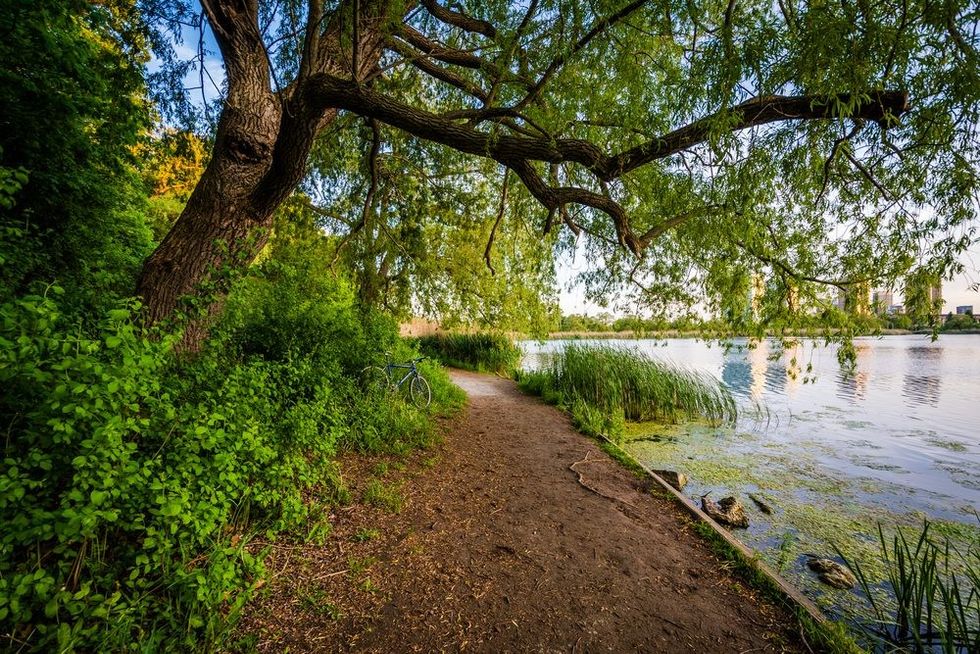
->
[362,479,404,513]
[835,519,980,652]
[518,343,736,432]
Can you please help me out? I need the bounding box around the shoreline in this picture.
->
[540,328,980,340]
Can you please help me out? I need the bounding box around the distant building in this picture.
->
[872,289,894,315]
[747,273,765,320]
[956,305,974,315]
[929,284,943,305]
[888,304,905,315]
[838,283,870,316]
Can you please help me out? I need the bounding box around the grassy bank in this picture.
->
[414,332,522,375]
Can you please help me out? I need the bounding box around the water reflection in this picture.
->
[903,344,943,407]
[903,375,942,407]
[835,344,872,402]
[721,352,752,396]
[721,342,807,401]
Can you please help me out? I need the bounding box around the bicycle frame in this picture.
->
[385,362,417,389]
[381,353,425,389]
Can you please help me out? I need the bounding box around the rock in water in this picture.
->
[748,493,774,515]
[653,469,688,491]
[701,494,749,528]
[806,558,857,589]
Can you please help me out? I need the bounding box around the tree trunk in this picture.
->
[137,0,391,350]
[137,102,280,342]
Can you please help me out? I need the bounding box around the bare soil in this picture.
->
[235,370,808,653]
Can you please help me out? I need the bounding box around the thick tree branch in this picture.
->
[394,26,534,91]
[508,161,639,251]
[298,0,323,82]
[605,92,910,179]
[398,25,484,69]
[312,75,908,180]
[388,39,489,101]
[310,74,910,253]
[421,0,496,38]
[201,0,271,100]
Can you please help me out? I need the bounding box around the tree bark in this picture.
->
[137,0,391,350]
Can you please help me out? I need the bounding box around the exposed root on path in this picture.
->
[570,450,637,508]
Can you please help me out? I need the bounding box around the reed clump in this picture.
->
[415,332,522,375]
[521,344,736,428]
[836,520,979,653]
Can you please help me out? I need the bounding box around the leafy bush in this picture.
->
[415,332,522,375]
[0,243,462,651]
[517,344,736,435]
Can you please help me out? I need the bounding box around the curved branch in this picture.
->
[508,161,639,251]
[309,74,910,253]
[484,169,510,275]
[398,25,485,69]
[388,39,489,101]
[421,0,497,38]
[604,92,909,179]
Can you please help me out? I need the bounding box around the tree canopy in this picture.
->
[90,0,980,338]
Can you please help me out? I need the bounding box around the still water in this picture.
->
[520,335,980,610]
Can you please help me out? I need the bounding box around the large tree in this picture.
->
[141,0,979,346]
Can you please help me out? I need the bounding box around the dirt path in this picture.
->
[237,370,807,653]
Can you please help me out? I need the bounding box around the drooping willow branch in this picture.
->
[310,73,909,252]
[484,169,510,275]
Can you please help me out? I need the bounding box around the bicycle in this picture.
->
[360,352,432,408]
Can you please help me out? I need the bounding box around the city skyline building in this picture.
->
[872,289,894,315]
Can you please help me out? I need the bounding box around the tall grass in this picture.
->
[415,332,522,375]
[520,344,737,427]
[835,520,980,653]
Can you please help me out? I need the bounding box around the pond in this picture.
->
[519,335,980,620]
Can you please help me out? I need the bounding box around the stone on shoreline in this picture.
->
[806,558,857,589]
[701,494,749,528]
[653,469,687,491]
[748,493,774,515]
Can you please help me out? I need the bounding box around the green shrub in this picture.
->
[0,259,463,651]
[415,332,522,375]
[517,344,736,435]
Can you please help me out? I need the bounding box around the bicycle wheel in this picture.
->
[360,366,391,393]
[409,374,431,408]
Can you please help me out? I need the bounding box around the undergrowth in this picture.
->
[414,332,521,375]
[0,237,462,652]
